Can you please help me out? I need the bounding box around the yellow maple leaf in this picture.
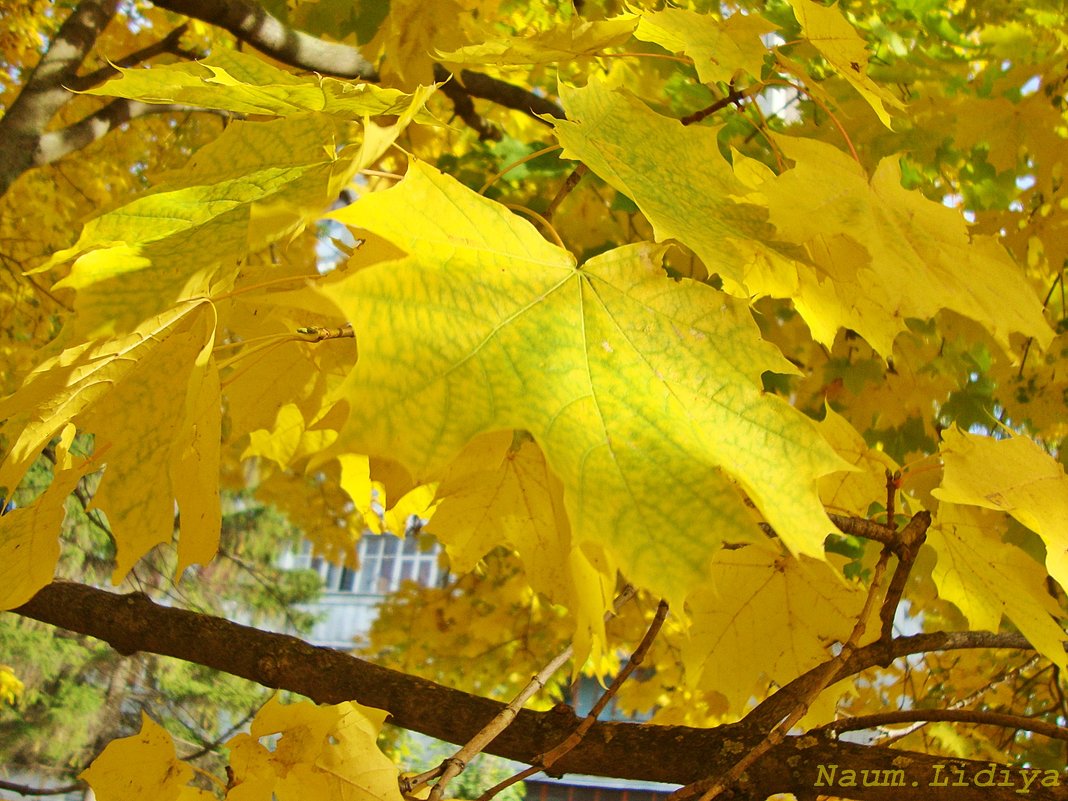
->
[634,8,775,86]
[80,713,194,801]
[439,16,637,66]
[83,49,439,121]
[0,453,90,610]
[928,502,1067,669]
[321,159,847,607]
[553,77,804,298]
[757,135,1052,355]
[683,550,863,712]
[785,0,905,128]
[933,428,1068,595]
[226,695,404,801]
[0,302,221,580]
[429,430,614,666]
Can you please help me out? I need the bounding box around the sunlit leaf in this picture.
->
[322,160,846,606]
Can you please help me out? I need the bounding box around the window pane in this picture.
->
[339,566,355,592]
[360,535,378,558]
[358,560,377,593]
[402,533,418,555]
[378,556,395,593]
[382,536,399,556]
[417,561,433,586]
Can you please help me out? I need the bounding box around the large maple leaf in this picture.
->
[321,160,847,605]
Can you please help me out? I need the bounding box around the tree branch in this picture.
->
[151,0,376,79]
[0,0,118,196]
[744,629,1045,731]
[817,709,1068,743]
[11,581,1068,801]
[32,99,235,168]
[67,22,194,92]
[0,779,84,797]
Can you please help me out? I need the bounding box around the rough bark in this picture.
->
[12,581,1068,801]
[0,0,118,196]
[150,0,376,79]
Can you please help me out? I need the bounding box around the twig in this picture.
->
[479,144,562,194]
[295,323,355,342]
[816,708,1068,742]
[504,204,565,249]
[544,164,588,222]
[403,585,638,801]
[440,78,502,142]
[0,779,84,797]
[885,468,899,528]
[671,551,894,801]
[1018,272,1064,378]
[67,23,193,91]
[877,511,931,642]
[477,600,670,801]
[678,87,747,126]
[872,655,1041,745]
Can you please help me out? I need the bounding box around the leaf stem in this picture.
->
[504,203,566,249]
[479,144,562,194]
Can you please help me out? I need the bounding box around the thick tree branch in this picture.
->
[0,0,118,196]
[33,99,235,168]
[151,0,566,121]
[436,66,566,121]
[11,582,1068,801]
[67,23,194,92]
[151,0,376,79]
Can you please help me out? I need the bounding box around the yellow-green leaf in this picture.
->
[785,0,905,127]
[439,16,637,66]
[321,160,846,606]
[84,49,439,121]
[634,8,775,85]
[934,428,1068,592]
[0,664,23,705]
[928,502,1067,669]
[80,713,193,801]
[36,115,358,337]
[553,78,804,297]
